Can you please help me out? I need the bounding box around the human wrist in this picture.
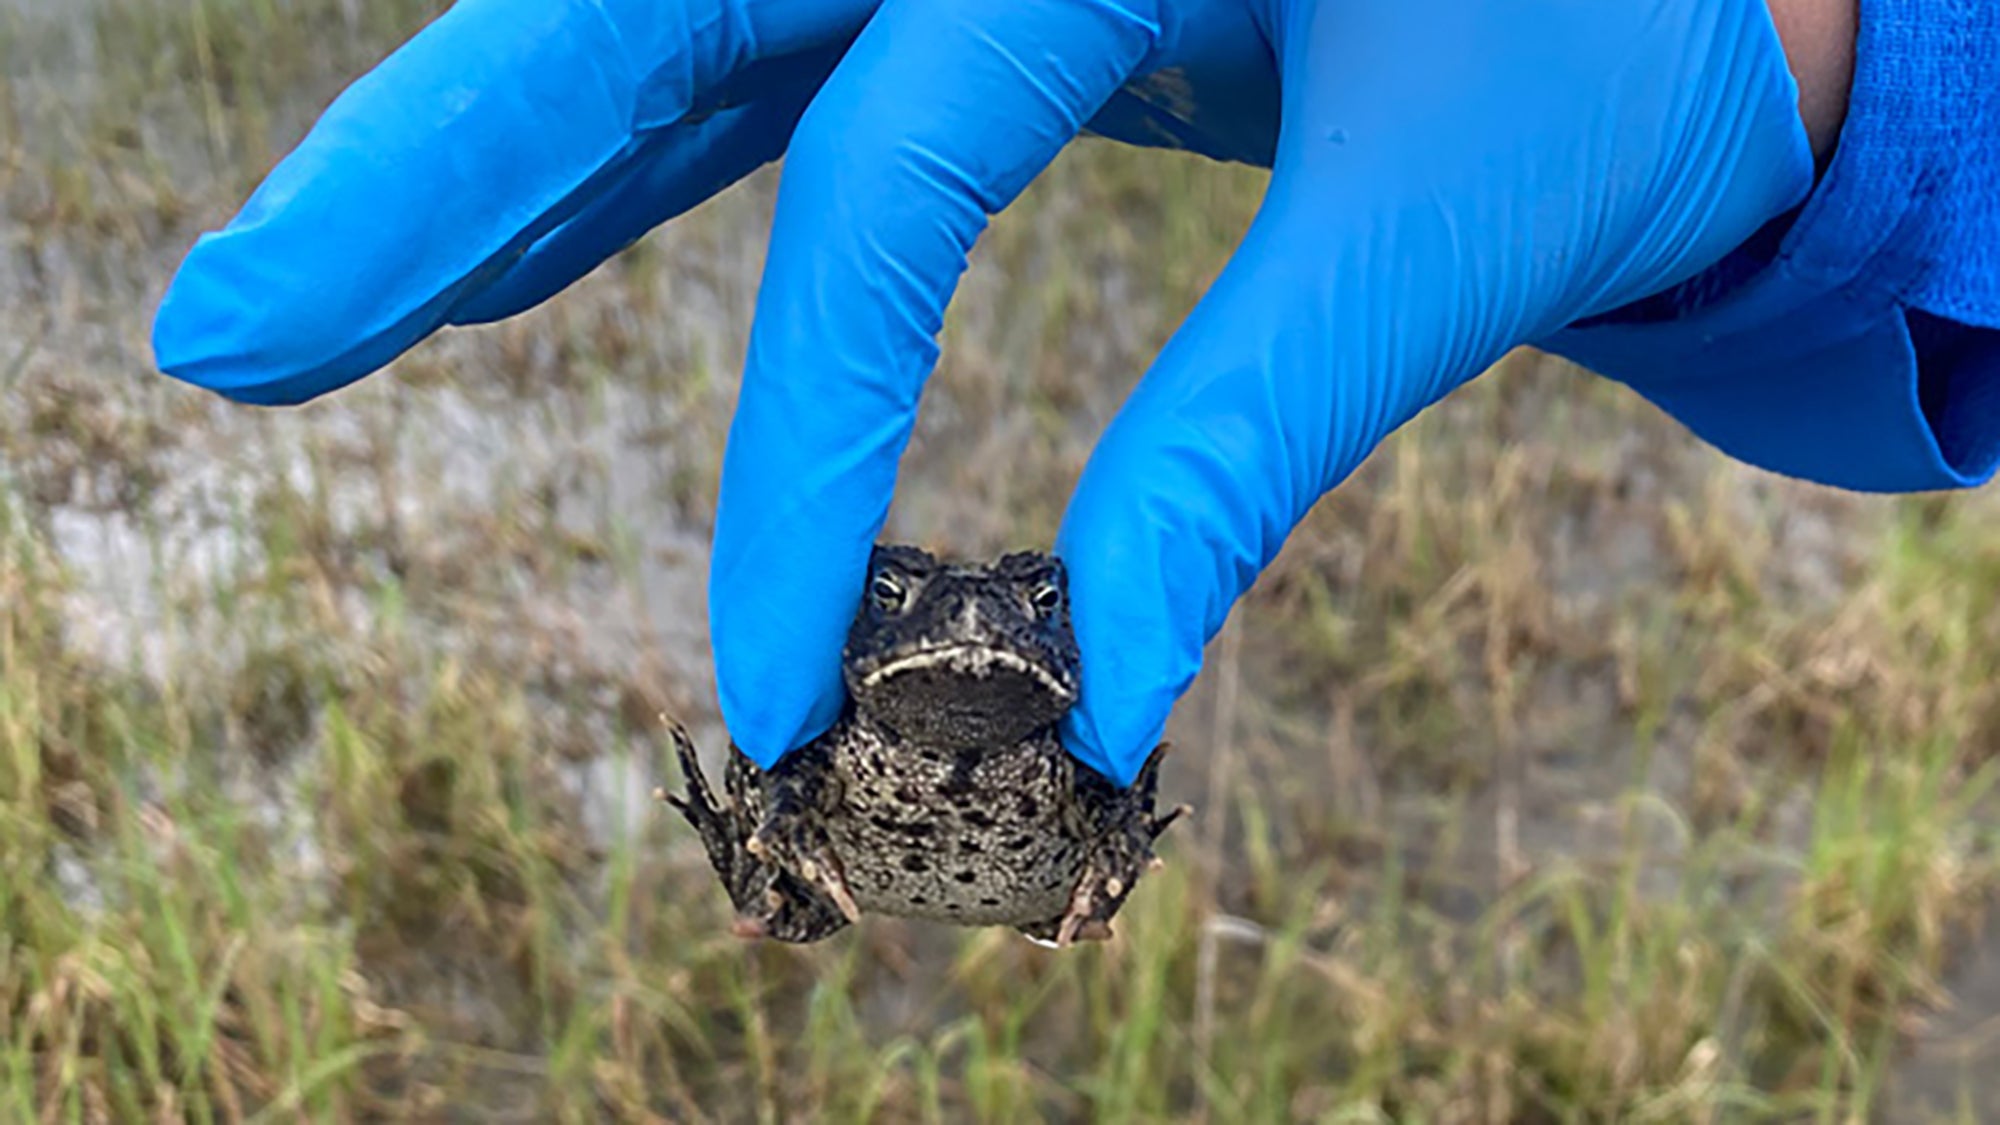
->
[1767,0,1857,164]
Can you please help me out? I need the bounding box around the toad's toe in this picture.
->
[817,864,862,924]
[1054,878,1099,947]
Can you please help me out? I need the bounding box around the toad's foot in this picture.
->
[1028,796,1192,948]
[657,722,753,901]
[748,813,862,925]
[656,719,852,943]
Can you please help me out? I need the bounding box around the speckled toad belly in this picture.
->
[825,723,1082,926]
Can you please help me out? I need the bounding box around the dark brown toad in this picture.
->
[658,544,1186,947]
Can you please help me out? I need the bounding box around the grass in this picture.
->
[5,0,2000,1120]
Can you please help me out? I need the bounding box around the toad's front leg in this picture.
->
[1021,743,1190,948]
[1043,802,1189,947]
[656,723,852,943]
[747,751,862,925]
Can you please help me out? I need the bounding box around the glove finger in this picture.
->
[1057,0,1814,785]
[153,0,873,405]
[1052,184,1482,785]
[711,0,1164,765]
[451,41,848,326]
[461,0,1283,325]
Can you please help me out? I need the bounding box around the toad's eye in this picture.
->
[1028,581,1062,615]
[870,572,907,612]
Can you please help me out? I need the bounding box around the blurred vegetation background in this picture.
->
[5,1,2000,1121]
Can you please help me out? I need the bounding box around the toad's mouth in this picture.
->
[856,643,1076,701]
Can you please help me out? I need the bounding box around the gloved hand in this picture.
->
[152,0,1814,787]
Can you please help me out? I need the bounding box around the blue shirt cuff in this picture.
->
[1539,0,2000,494]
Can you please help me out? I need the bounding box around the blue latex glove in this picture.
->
[153,0,1813,786]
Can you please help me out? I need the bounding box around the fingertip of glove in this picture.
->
[1060,705,1163,790]
[152,235,357,406]
[1057,508,1223,789]
[715,662,844,768]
